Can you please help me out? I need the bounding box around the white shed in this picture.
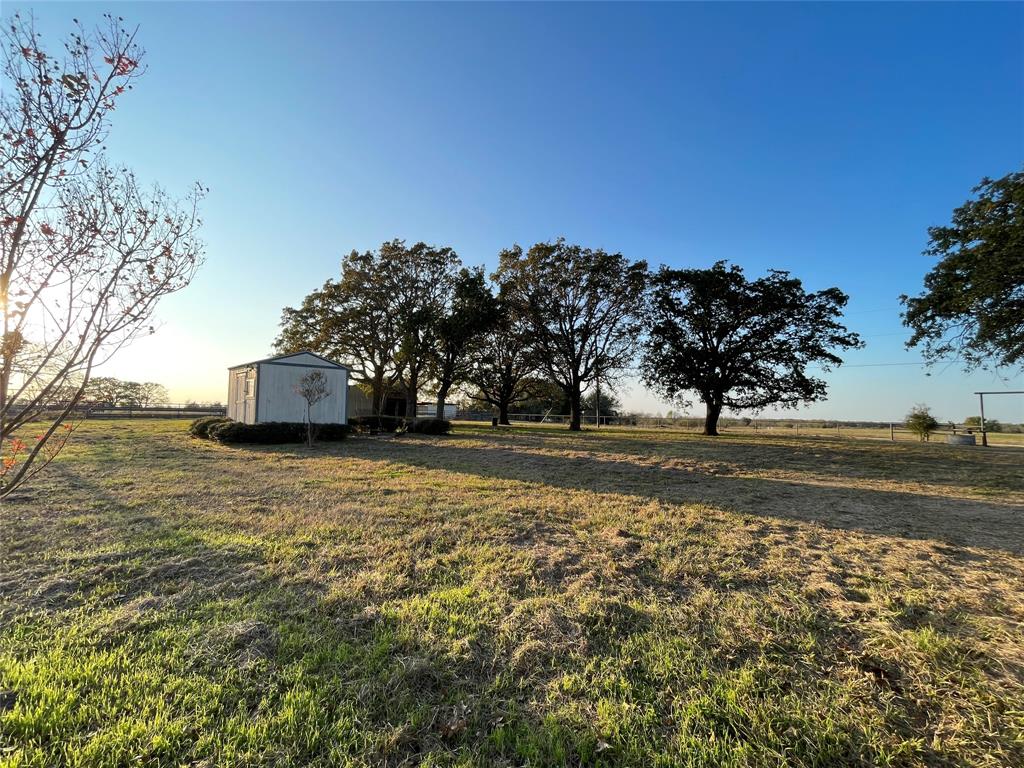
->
[226,352,349,425]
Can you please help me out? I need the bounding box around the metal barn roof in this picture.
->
[227,351,349,370]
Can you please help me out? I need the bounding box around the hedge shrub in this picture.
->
[407,418,452,435]
[189,415,231,439]
[207,421,352,444]
[349,415,408,434]
[315,423,355,441]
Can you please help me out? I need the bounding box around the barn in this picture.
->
[226,352,349,425]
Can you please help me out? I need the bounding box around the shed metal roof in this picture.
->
[228,351,349,370]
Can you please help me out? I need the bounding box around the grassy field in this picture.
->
[1,420,1022,767]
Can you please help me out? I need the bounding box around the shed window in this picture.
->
[245,376,255,397]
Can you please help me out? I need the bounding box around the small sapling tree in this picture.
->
[905,404,939,442]
[294,370,330,447]
[0,14,205,498]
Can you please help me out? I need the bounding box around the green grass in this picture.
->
[1,420,1022,767]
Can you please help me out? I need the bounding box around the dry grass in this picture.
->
[1,420,1022,767]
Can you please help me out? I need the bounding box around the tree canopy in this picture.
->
[84,378,169,407]
[388,241,460,416]
[902,170,1024,370]
[496,239,647,431]
[276,266,402,416]
[642,262,862,435]
[428,267,499,416]
[1,14,203,497]
[466,293,539,425]
[279,240,872,435]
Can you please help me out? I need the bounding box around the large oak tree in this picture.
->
[276,250,404,415]
[466,295,538,425]
[387,240,460,417]
[642,262,862,436]
[277,240,461,418]
[496,239,647,431]
[427,267,499,417]
[902,170,1023,370]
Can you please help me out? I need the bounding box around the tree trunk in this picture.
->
[406,368,418,418]
[703,401,722,436]
[498,399,510,426]
[435,383,450,420]
[371,375,384,416]
[568,384,582,431]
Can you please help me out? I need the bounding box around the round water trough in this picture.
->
[947,434,977,446]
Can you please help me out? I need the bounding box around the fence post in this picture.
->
[890,423,894,441]
[978,392,988,447]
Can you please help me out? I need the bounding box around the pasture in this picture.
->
[1,420,1022,767]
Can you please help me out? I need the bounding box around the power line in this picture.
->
[808,360,959,370]
[841,361,934,368]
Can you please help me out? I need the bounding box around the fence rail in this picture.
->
[81,404,226,419]
[455,411,634,426]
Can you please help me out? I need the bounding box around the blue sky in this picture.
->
[9,2,1024,421]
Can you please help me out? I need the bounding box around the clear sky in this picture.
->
[9,2,1024,422]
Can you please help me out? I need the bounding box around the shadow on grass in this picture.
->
[0,465,614,766]
[2,442,1013,766]
[371,436,1024,557]
[456,424,1024,496]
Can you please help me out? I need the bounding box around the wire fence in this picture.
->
[453,410,1024,446]
[80,403,226,419]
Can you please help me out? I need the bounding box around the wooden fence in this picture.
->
[81,404,226,419]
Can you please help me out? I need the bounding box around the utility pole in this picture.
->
[595,369,600,429]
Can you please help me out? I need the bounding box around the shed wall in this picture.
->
[346,384,375,419]
[256,364,348,424]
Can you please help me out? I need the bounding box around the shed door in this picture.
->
[234,372,247,422]
[244,372,256,423]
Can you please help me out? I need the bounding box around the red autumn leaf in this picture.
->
[104,55,137,75]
